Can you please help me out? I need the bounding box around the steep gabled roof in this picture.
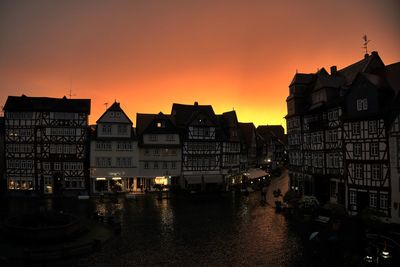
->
[136,113,156,136]
[96,101,133,124]
[314,71,345,90]
[136,112,178,136]
[338,51,384,85]
[221,110,238,128]
[239,122,256,146]
[256,125,285,141]
[383,62,400,94]
[289,73,316,87]
[171,102,218,126]
[3,95,90,113]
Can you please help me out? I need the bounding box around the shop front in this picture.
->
[92,176,127,194]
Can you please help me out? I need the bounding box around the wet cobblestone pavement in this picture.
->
[1,192,303,266]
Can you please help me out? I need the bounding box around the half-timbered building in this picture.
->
[0,117,5,195]
[90,101,138,193]
[256,125,286,170]
[171,102,223,191]
[238,122,258,168]
[286,51,400,221]
[3,95,90,195]
[342,68,393,215]
[219,111,241,187]
[387,63,400,224]
[136,112,181,191]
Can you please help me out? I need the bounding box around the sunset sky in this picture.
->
[1,0,399,129]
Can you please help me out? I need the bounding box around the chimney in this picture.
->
[194,101,198,106]
[330,66,337,75]
[364,53,369,59]
[371,51,378,56]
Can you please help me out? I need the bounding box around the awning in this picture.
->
[185,175,224,184]
[244,168,268,179]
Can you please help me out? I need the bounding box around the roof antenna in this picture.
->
[362,34,371,55]
[67,77,76,98]
[104,102,109,109]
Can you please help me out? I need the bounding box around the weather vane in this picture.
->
[362,34,371,55]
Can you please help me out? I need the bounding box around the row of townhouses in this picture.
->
[286,51,400,223]
[0,97,286,196]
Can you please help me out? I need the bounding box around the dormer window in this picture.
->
[356,98,368,111]
[157,121,165,128]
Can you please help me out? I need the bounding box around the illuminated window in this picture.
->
[157,121,165,128]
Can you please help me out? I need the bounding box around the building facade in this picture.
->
[219,111,242,188]
[3,95,90,195]
[136,112,181,191]
[256,125,286,170]
[285,52,400,222]
[90,102,138,193]
[0,117,5,195]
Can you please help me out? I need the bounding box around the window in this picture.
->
[117,142,132,151]
[154,149,160,156]
[163,162,168,169]
[54,162,61,170]
[368,121,377,134]
[63,162,83,170]
[96,142,112,151]
[354,143,361,157]
[144,149,150,156]
[371,164,381,180]
[149,135,158,141]
[369,193,377,208]
[171,162,176,169]
[330,182,337,197]
[355,164,363,179]
[170,149,177,156]
[144,162,149,169]
[116,157,132,167]
[157,121,165,128]
[43,162,50,170]
[154,161,158,169]
[95,157,112,167]
[334,154,340,168]
[166,134,175,141]
[349,191,357,205]
[117,125,128,135]
[380,194,388,209]
[352,122,360,135]
[102,124,112,135]
[370,143,379,157]
[356,98,368,111]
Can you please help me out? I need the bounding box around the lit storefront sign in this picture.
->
[154,176,169,185]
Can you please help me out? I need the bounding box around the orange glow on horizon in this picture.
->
[1,1,399,133]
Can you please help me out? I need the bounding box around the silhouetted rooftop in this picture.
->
[3,95,91,113]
